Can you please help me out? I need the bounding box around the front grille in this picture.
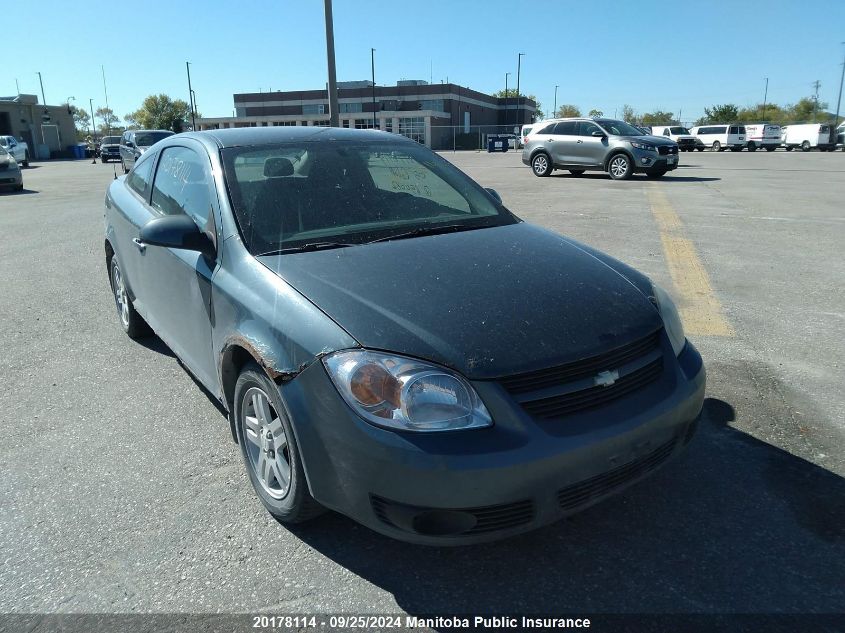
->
[520,358,663,419]
[658,145,678,155]
[557,437,676,511]
[500,330,661,395]
[371,496,534,536]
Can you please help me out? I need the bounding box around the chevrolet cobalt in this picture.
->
[104,127,705,544]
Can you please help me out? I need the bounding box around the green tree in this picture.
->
[620,104,637,123]
[588,108,603,117]
[70,106,91,132]
[641,110,675,125]
[787,96,828,122]
[125,94,193,133]
[555,104,581,118]
[492,89,543,121]
[696,104,739,125]
[95,107,120,135]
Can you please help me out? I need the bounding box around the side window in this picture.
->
[729,126,738,134]
[150,146,211,226]
[663,128,670,136]
[578,121,601,136]
[553,121,577,135]
[126,156,155,197]
[538,123,556,135]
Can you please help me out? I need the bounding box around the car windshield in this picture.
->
[221,140,518,254]
[102,136,121,144]
[595,119,644,136]
[670,127,690,134]
[134,132,172,146]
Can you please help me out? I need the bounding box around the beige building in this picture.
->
[0,94,77,159]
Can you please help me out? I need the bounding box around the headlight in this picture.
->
[323,350,493,432]
[631,141,657,152]
[651,284,686,356]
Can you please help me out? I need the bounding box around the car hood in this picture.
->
[632,135,678,146]
[257,223,663,379]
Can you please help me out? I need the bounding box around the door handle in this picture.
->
[132,237,146,253]
[576,139,583,143]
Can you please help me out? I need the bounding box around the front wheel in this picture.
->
[234,364,324,524]
[109,255,149,339]
[531,153,553,177]
[712,141,722,152]
[608,154,633,180]
[645,169,667,179]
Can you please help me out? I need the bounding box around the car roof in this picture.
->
[129,129,174,134]
[185,126,408,149]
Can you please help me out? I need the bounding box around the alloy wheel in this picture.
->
[242,387,292,499]
[610,156,629,178]
[111,262,130,328]
[532,154,549,176]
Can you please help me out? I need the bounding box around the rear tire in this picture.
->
[785,146,793,152]
[801,141,811,152]
[645,169,667,179]
[747,142,757,152]
[765,146,775,152]
[234,364,324,525]
[109,255,149,339]
[712,141,722,152]
[569,169,585,176]
[607,153,633,180]
[531,152,553,177]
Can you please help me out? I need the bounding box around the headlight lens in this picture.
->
[323,350,492,432]
[631,141,657,151]
[651,284,686,356]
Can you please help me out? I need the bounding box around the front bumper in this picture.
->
[631,148,679,172]
[0,167,22,188]
[281,339,705,545]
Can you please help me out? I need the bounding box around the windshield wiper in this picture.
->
[365,223,484,244]
[257,241,357,256]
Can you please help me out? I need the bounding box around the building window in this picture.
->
[342,119,350,128]
[398,117,425,143]
[313,120,330,126]
[340,102,363,113]
[302,103,326,115]
[420,99,444,112]
[354,118,376,129]
[273,121,296,126]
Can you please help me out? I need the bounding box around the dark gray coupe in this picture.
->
[104,127,704,544]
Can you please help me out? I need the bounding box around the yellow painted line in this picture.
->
[646,185,734,337]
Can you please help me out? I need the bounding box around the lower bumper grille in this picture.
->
[558,437,676,511]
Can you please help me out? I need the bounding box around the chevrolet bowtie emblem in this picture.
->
[594,370,620,387]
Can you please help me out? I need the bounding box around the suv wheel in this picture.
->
[234,364,324,524]
[531,153,553,177]
[712,141,722,152]
[608,154,633,180]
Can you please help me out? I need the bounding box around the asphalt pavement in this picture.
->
[0,151,842,621]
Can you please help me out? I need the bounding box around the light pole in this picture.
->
[554,85,558,117]
[323,0,339,127]
[186,62,197,131]
[101,66,112,136]
[89,98,97,139]
[504,72,510,132]
[834,43,845,131]
[762,77,769,118]
[191,89,198,129]
[371,48,377,129]
[516,52,524,128]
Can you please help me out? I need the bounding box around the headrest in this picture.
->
[264,157,294,178]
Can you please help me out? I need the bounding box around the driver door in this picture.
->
[570,121,607,166]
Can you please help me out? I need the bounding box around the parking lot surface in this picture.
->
[1,152,843,617]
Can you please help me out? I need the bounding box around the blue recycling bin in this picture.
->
[487,135,509,153]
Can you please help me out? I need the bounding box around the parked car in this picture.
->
[99,136,122,163]
[743,124,781,151]
[0,135,30,167]
[119,129,174,173]
[104,127,704,544]
[650,125,698,152]
[0,146,23,191]
[781,123,834,151]
[523,118,679,180]
[689,124,746,151]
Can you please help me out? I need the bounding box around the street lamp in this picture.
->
[186,62,197,131]
[554,85,558,117]
[504,72,511,132]
[89,98,97,140]
[516,52,524,127]
[371,48,377,129]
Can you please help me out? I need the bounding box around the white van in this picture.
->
[650,125,698,152]
[743,124,781,151]
[781,123,834,151]
[690,124,746,151]
[520,123,537,148]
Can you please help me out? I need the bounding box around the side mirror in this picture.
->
[125,140,134,148]
[591,130,605,137]
[484,187,502,204]
[140,215,215,258]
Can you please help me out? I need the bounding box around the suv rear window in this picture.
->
[553,121,577,135]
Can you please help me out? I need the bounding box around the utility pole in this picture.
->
[37,72,46,104]
[371,48,377,129]
[554,85,558,117]
[516,52,524,128]
[15,78,20,95]
[812,80,821,122]
[89,98,97,140]
[186,62,197,131]
[504,72,510,132]
[762,77,769,117]
[323,0,339,127]
[101,66,112,136]
[834,43,845,130]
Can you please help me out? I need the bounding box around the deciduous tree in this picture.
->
[125,94,193,133]
[555,104,581,118]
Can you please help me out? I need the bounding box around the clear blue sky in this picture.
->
[7,0,845,124]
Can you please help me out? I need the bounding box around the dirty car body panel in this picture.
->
[104,127,705,544]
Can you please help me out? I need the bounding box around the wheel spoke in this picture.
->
[244,414,261,435]
[274,433,288,453]
[253,392,272,425]
[272,460,290,490]
[267,418,284,438]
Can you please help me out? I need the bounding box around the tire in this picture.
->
[712,141,722,152]
[765,146,775,152]
[109,254,149,339]
[730,147,741,152]
[801,141,810,152]
[645,169,667,179]
[531,152,553,177]
[569,169,585,176]
[607,153,633,180]
[747,142,756,152]
[234,363,324,524]
[22,152,29,168]
[121,158,129,174]
[16,183,24,191]
[696,147,704,152]
[785,146,793,152]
